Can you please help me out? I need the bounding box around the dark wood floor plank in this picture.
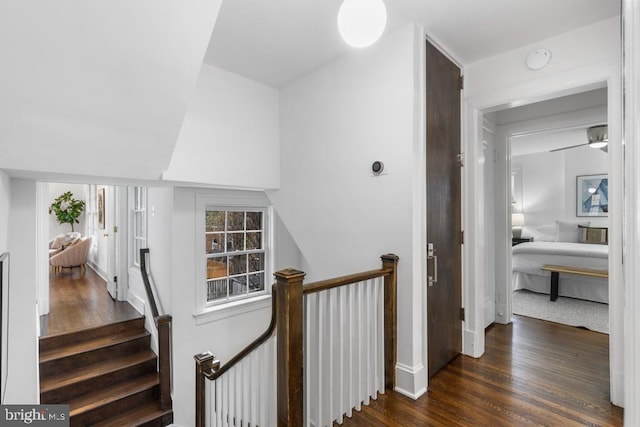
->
[40,266,140,336]
[337,316,623,426]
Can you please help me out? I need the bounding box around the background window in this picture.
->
[205,209,267,304]
[132,187,147,267]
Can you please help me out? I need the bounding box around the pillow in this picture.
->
[578,225,608,245]
[532,225,556,242]
[555,220,591,243]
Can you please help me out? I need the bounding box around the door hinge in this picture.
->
[458,75,464,91]
[113,225,118,233]
[460,230,464,245]
[114,276,118,283]
[461,307,465,321]
[456,153,465,167]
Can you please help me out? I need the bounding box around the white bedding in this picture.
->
[512,241,609,303]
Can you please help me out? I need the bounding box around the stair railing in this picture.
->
[195,254,398,427]
[140,248,173,411]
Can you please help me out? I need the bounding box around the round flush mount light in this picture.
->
[338,0,387,48]
[525,48,552,70]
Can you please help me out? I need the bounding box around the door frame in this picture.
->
[463,64,623,404]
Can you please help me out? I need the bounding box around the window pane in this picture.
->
[246,232,262,250]
[248,273,265,293]
[206,233,225,254]
[228,254,247,275]
[226,232,245,252]
[246,212,262,231]
[230,276,247,296]
[207,258,227,279]
[248,253,264,272]
[208,278,228,301]
[227,211,245,231]
[206,211,225,232]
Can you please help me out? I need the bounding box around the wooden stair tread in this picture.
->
[39,317,145,352]
[68,373,159,416]
[91,402,172,427]
[39,329,150,363]
[40,350,156,393]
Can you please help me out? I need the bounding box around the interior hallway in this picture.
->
[40,267,140,336]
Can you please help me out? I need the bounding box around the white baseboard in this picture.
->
[88,261,108,282]
[394,362,427,400]
[463,328,484,358]
[127,292,145,316]
[610,368,624,407]
[495,302,509,324]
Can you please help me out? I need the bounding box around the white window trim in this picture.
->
[194,192,274,324]
[129,187,147,269]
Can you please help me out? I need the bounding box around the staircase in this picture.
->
[39,316,173,426]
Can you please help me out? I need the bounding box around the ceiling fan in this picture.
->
[550,125,608,153]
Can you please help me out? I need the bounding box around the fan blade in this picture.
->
[549,143,588,152]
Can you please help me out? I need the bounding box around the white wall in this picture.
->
[270,24,426,397]
[0,1,222,181]
[48,183,88,238]
[513,144,608,236]
[466,17,620,107]
[5,179,38,403]
[163,64,280,189]
[0,171,9,252]
[163,187,301,424]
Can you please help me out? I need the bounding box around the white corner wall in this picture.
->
[163,64,280,189]
[5,179,38,403]
[270,24,427,397]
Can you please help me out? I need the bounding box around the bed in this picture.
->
[512,240,609,303]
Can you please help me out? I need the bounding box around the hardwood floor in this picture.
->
[40,266,141,336]
[338,316,623,426]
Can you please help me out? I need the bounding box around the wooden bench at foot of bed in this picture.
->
[540,265,609,301]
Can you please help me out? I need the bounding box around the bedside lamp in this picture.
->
[512,213,524,238]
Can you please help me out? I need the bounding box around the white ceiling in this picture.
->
[204,0,620,88]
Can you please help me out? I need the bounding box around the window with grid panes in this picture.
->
[131,187,147,267]
[205,209,267,304]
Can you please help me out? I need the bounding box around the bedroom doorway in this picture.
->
[483,79,624,405]
[485,86,612,329]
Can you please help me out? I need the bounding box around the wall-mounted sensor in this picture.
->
[371,161,384,175]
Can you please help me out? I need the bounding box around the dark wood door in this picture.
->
[426,41,462,378]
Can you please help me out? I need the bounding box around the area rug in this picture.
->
[512,290,609,334]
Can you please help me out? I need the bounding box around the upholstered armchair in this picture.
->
[50,236,93,273]
[49,232,82,257]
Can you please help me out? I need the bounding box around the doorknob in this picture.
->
[427,243,438,287]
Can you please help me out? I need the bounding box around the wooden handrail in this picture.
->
[302,267,394,295]
[207,285,278,381]
[139,248,172,411]
[139,248,159,319]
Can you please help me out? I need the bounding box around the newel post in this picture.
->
[156,314,172,411]
[194,351,219,427]
[381,254,399,390]
[274,268,306,427]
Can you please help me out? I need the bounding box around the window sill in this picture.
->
[193,294,272,325]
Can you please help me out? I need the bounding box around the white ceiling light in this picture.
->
[338,0,387,48]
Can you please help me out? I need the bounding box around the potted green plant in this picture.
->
[49,191,86,232]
